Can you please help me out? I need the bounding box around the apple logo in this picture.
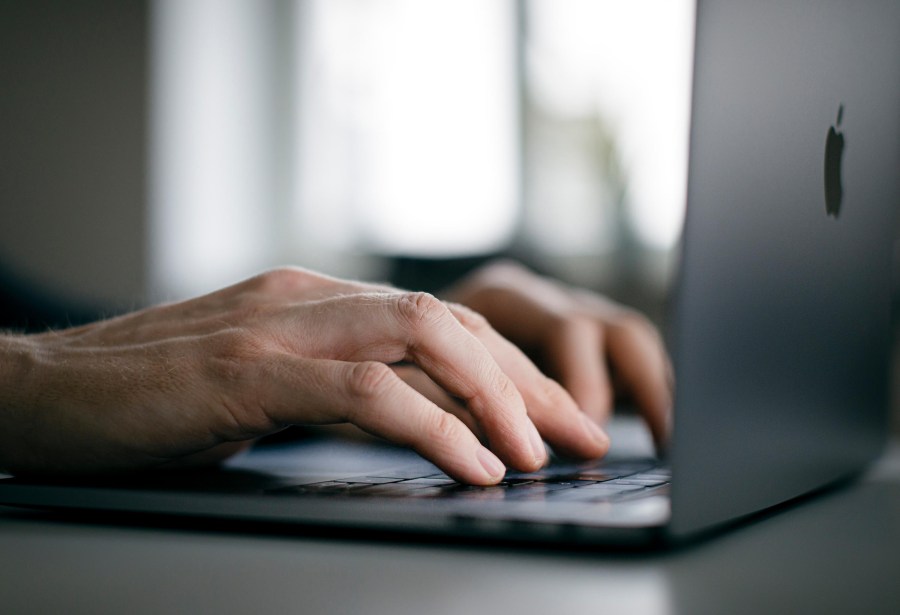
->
[824,104,845,218]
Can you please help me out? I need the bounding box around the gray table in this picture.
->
[2,442,898,615]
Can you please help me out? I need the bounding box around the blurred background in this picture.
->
[0,0,896,430]
[0,0,692,317]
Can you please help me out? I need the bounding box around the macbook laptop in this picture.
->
[1,0,898,547]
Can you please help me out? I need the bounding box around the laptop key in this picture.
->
[352,483,443,497]
[401,477,459,487]
[367,467,442,480]
[610,478,669,487]
[571,472,617,482]
[501,484,557,500]
[594,460,659,475]
[548,483,645,502]
[543,479,599,488]
[342,476,406,485]
[450,489,506,502]
[614,484,671,501]
[267,481,367,495]
[631,473,671,482]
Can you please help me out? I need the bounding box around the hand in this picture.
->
[0,267,610,484]
[445,261,673,450]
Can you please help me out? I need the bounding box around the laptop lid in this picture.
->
[668,0,900,537]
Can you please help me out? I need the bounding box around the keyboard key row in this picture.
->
[269,477,669,504]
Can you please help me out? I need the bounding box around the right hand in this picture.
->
[1,267,609,484]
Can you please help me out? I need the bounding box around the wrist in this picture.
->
[0,331,42,393]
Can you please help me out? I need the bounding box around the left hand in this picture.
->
[444,261,673,451]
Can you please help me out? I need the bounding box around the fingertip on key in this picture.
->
[528,421,548,467]
[476,446,506,482]
[580,413,611,455]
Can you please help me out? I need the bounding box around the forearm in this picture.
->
[0,328,235,476]
[0,333,43,473]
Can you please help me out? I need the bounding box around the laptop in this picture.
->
[1,0,898,547]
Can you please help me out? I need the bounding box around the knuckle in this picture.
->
[249,267,306,295]
[426,410,464,445]
[613,310,659,342]
[473,371,520,410]
[496,372,521,403]
[346,361,396,401]
[619,309,653,330]
[395,292,447,331]
[567,314,598,334]
[539,376,573,408]
[210,328,267,383]
[548,313,594,339]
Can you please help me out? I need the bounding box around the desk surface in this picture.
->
[1,443,899,615]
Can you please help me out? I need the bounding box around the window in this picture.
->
[523,0,694,258]
[150,0,693,301]
[292,0,519,257]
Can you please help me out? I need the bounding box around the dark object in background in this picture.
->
[388,254,505,295]
[387,251,557,296]
[0,263,101,332]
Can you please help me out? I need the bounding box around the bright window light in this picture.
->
[292,0,519,257]
[150,0,276,300]
[525,0,695,253]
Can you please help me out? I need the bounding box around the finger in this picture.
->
[257,356,507,485]
[391,364,482,438]
[445,275,617,428]
[542,316,615,427]
[288,292,546,471]
[605,314,673,449]
[447,304,610,460]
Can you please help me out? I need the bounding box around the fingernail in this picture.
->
[477,447,506,479]
[581,414,610,449]
[528,422,547,465]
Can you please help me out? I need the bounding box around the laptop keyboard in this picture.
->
[267,457,670,504]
